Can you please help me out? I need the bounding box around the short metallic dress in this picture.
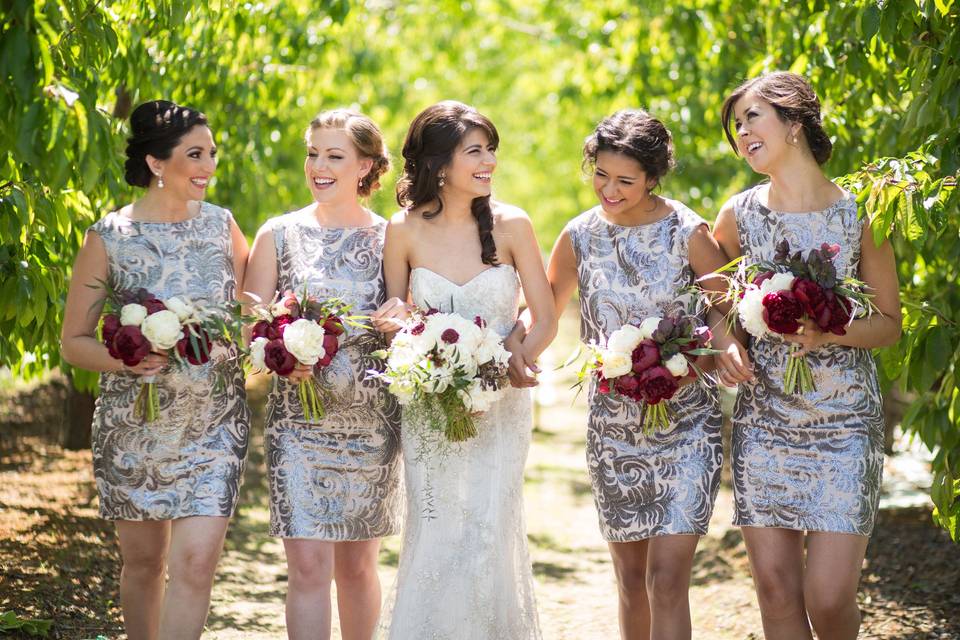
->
[265,211,402,540]
[567,203,723,542]
[732,185,884,535]
[90,203,250,521]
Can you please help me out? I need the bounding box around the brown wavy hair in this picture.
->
[396,101,500,265]
[721,71,833,165]
[306,109,391,197]
[582,109,675,189]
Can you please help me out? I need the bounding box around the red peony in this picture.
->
[762,290,804,334]
[252,320,271,340]
[821,290,852,335]
[791,277,826,318]
[322,334,339,359]
[142,297,166,315]
[637,366,680,404]
[102,314,122,358]
[113,325,151,366]
[631,339,661,373]
[263,339,296,376]
[322,315,345,336]
[614,374,641,400]
[268,315,294,340]
[176,325,212,365]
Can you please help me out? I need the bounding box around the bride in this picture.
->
[371,101,557,638]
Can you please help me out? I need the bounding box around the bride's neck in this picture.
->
[438,190,475,221]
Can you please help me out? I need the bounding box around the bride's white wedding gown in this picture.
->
[379,264,542,639]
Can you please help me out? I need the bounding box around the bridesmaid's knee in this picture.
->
[334,553,377,586]
[804,582,859,631]
[287,553,335,591]
[121,552,167,583]
[751,564,804,616]
[645,563,690,609]
[167,546,223,592]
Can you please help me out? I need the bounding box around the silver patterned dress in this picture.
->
[265,211,402,540]
[90,203,250,521]
[567,203,723,541]
[732,185,884,535]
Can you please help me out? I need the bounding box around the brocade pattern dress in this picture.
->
[567,203,723,541]
[90,202,250,520]
[731,185,884,535]
[265,211,402,540]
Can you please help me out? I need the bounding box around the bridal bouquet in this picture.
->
[369,308,511,442]
[98,286,234,421]
[248,289,355,423]
[720,240,876,394]
[582,313,717,433]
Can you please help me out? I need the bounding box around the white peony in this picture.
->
[387,340,420,370]
[283,318,326,365]
[423,366,454,394]
[120,303,148,327]
[164,296,196,323]
[459,380,502,413]
[140,310,183,349]
[600,350,633,379]
[607,324,644,355]
[250,337,268,370]
[665,353,690,377]
[738,288,768,338]
[637,316,662,340]
[476,329,511,365]
[761,272,795,294]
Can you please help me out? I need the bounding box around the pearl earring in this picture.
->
[156,173,164,189]
[793,136,798,144]
[438,172,445,188]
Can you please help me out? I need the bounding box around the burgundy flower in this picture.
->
[753,271,775,287]
[322,315,345,336]
[263,339,296,376]
[176,325,212,365]
[322,334,339,359]
[631,339,661,373]
[102,314,121,358]
[113,325,151,366]
[441,328,459,344]
[821,290,852,335]
[142,297,166,315]
[474,315,487,329]
[269,315,294,340]
[693,325,713,346]
[597,373,611,395]
[278,291,300,318]
[762,290,804,334]
[410,321,426,336]
[791,277,827,317]
[637,365,680,404]
[252,320,271,340]
[614,374,642,400]
[314,353,333,372]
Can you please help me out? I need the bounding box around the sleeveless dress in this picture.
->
[566,203,723,541]
[732,185,884,535]
[90,203,250,520]
[379,265,541,640]
[265,211,402,540]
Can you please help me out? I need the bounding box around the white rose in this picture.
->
[738,288,768,338]
[164,296,196,322]
[638,316,662,340]
[271,301,292,317]
[282,318,326,365]
[250,337,268,370]
[600,350,633,379]
[761,272,795,294]
[120,303,148,327]
[665,353,690,378]
[607,325,644,354]
[140,310,183,349]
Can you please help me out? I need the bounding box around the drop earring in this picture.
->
[156,173,164,189]
[438,172,445,188]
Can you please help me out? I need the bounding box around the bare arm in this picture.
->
[371,213,412,334]
[60,230,167,375]
[503,212,557,360]
[230,216,250,295]
[709,200,754,385]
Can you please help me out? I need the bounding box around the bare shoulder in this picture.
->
[492,201,532,231]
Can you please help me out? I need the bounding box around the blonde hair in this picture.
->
[305,109,391,196]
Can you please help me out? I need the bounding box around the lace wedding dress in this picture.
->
[378,264,542,640]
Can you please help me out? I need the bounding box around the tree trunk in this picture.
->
[63,379,95,450]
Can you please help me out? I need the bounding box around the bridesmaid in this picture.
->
[61,100,250,639]
[712,71,901,639]
[515,110,729,639]
[243,109,401,640]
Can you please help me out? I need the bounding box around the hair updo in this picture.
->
[721,71,832,165]
[396,101,500,266]
[305,109,391,197]
[124,100,209,187]
[583,109,675,189]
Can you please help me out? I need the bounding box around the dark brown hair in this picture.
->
[306,109,391,197]
[124,100,209,187]
[721,71,832,165]
[396,101,500,266]
[582,109,675,189]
